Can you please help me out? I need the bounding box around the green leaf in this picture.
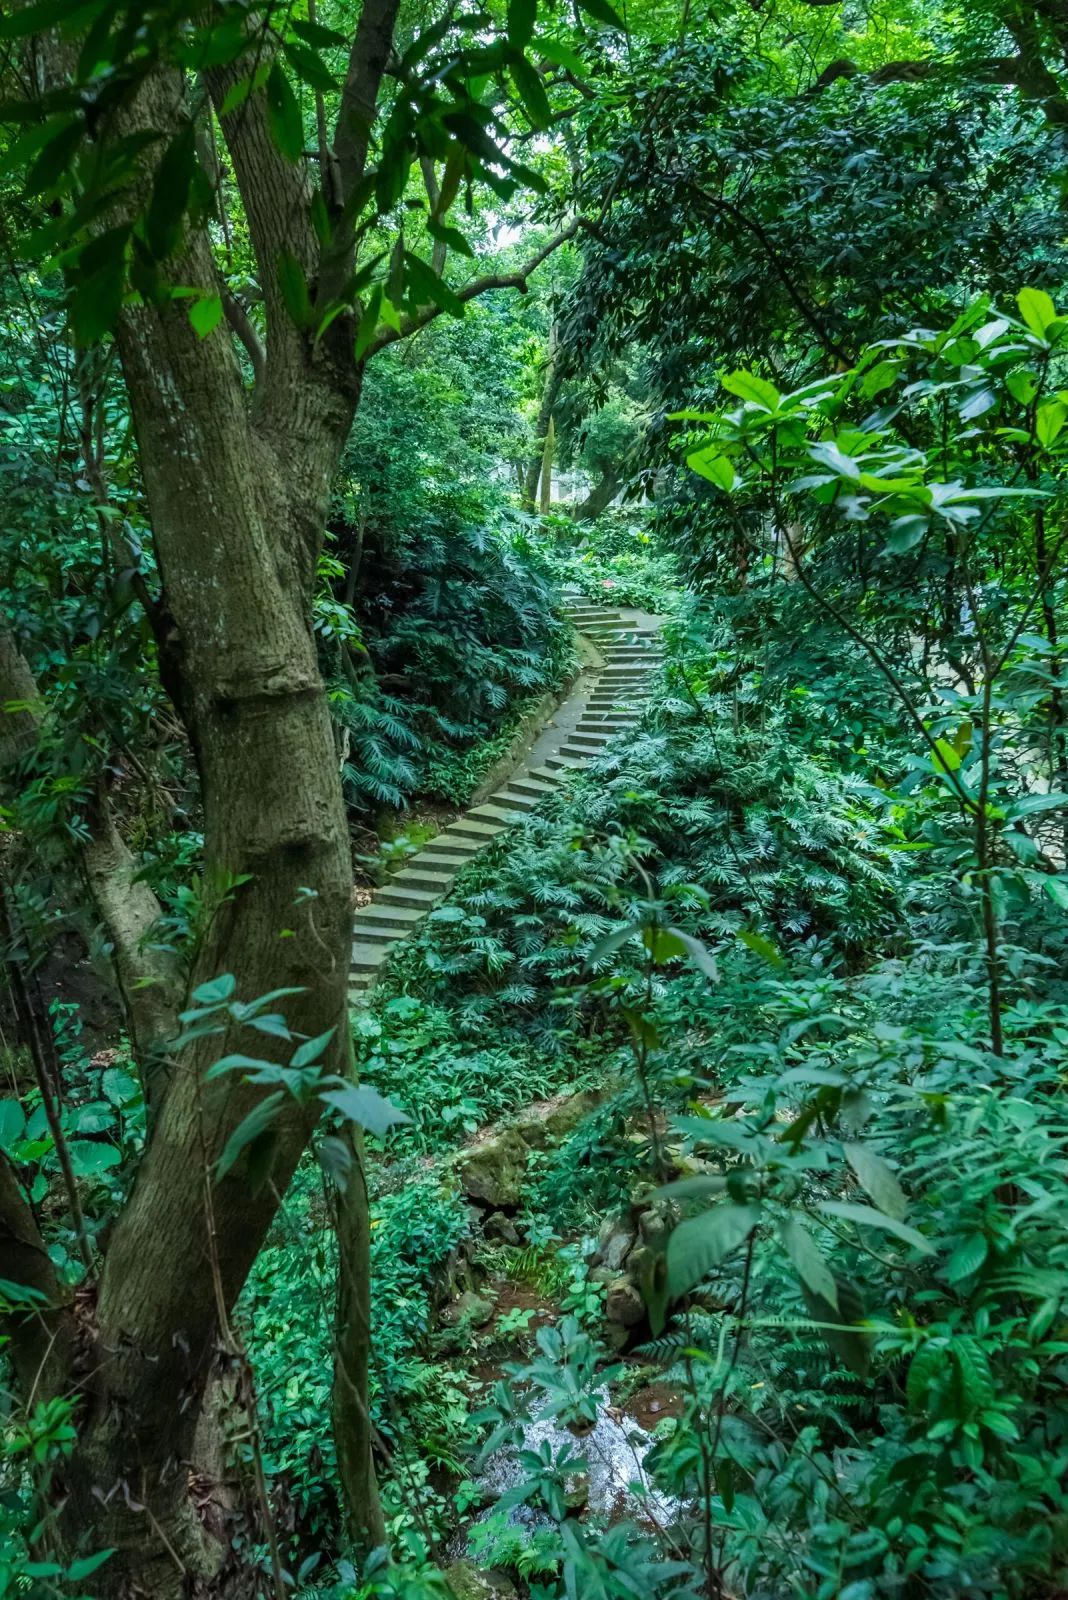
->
[843,1143,907,1222]
[801,1273,871,1376]
[510,54,552,129]
[819,1199,933,1253]
[577,0,625,27]
[319,1083,410,1138]
[67,1550,115,1581]
[0,1100,26,1151]
[1018,286,1057,340]
[67,1140,121,1177]
[404,252,464,318]
[884,515,928,553]
[687,448,736,490]
[24,117,83,196]
[266,60,304,163]
[721,369,780,412]
[192,973,236,1005]
[354,285,384,361]
[780,1216,837,1309]
[277,249,314,328]
[738,929,784,967]
[508,0,537,48]
[666,1202,761,1298]
[946,1233,988,1283]
[217,1092,284,1178]
[289,16,348,47]
[283,38,337,93]
[146,126,196,258]
[426,217,475,258]
[1035,398,1067,449]
[0,0,104,41]
[291,1026,335,1069]
[188,294,223,337]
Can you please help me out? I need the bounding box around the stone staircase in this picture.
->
[349,598,665,1004]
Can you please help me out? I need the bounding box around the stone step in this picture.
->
[391,866,455,892]
[566,736,614,753]
[529,763,581,783]
[351,939,394,970]
[467,801,527,825]
[408,850,472,873]
[376,884,443,911]
[355,903,425,931]
[488,788,539,811]
[506,775,559,798]
[576,715,635,729]
[543,752,588,771]
[430,830,496,858]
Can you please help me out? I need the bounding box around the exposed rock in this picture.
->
[605,1276,645,1328]
[514,1090,599,1149]
[457,1128,528,1209]
[602,1226,635,1272]
[483,1211,520,1245]
[445,1560,517,1600]
[444,1289,496,1328]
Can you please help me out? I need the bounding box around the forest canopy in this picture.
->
[3,0,1068,1597]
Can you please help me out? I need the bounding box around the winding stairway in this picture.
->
[349,599,665,1005]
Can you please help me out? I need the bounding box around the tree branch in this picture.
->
[367,221,579,357]
[334,0,403,199]
[222,290,266,387]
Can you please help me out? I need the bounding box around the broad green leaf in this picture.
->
[510,54,552,129]
[266,61,304,163]
[577,0,624,26]
[282,38,336,93]
[67,1139,121,1177]
[319,1083,410,1138]
[188,294,223,337]
[277,249,314,328]
[1018,286,1057,340]
[721,369,780,412]
[738,929,784,967]
[780,1216,837,1309]
[217,1091,284,1178]
[1035,398,1067,449]
[687,448,736,490]
[666,1202,761,1298]
[946,1233,988,1283]
[426,217,475,258]
[801,1274,871,1375]
[843,1142,907,1222]
[507,0,537,48]
[291,1026,336,1069]
[0,1100,26,1151]
[404,252,464,318]
[820,1199,933,1253]
[191,973,236,1005]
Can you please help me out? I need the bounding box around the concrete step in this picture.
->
[488,788,539,811]
[376,884,442,911]
[576,716,635,730]
[430,830,497,858]
[355,903,424,931]
[391,866,455,892]
[506,775,559,798]
[467,802,527,824]
[543,752,588,771]
[407,850,473,874]
[529,763,581,782]
[351,939,395,970]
